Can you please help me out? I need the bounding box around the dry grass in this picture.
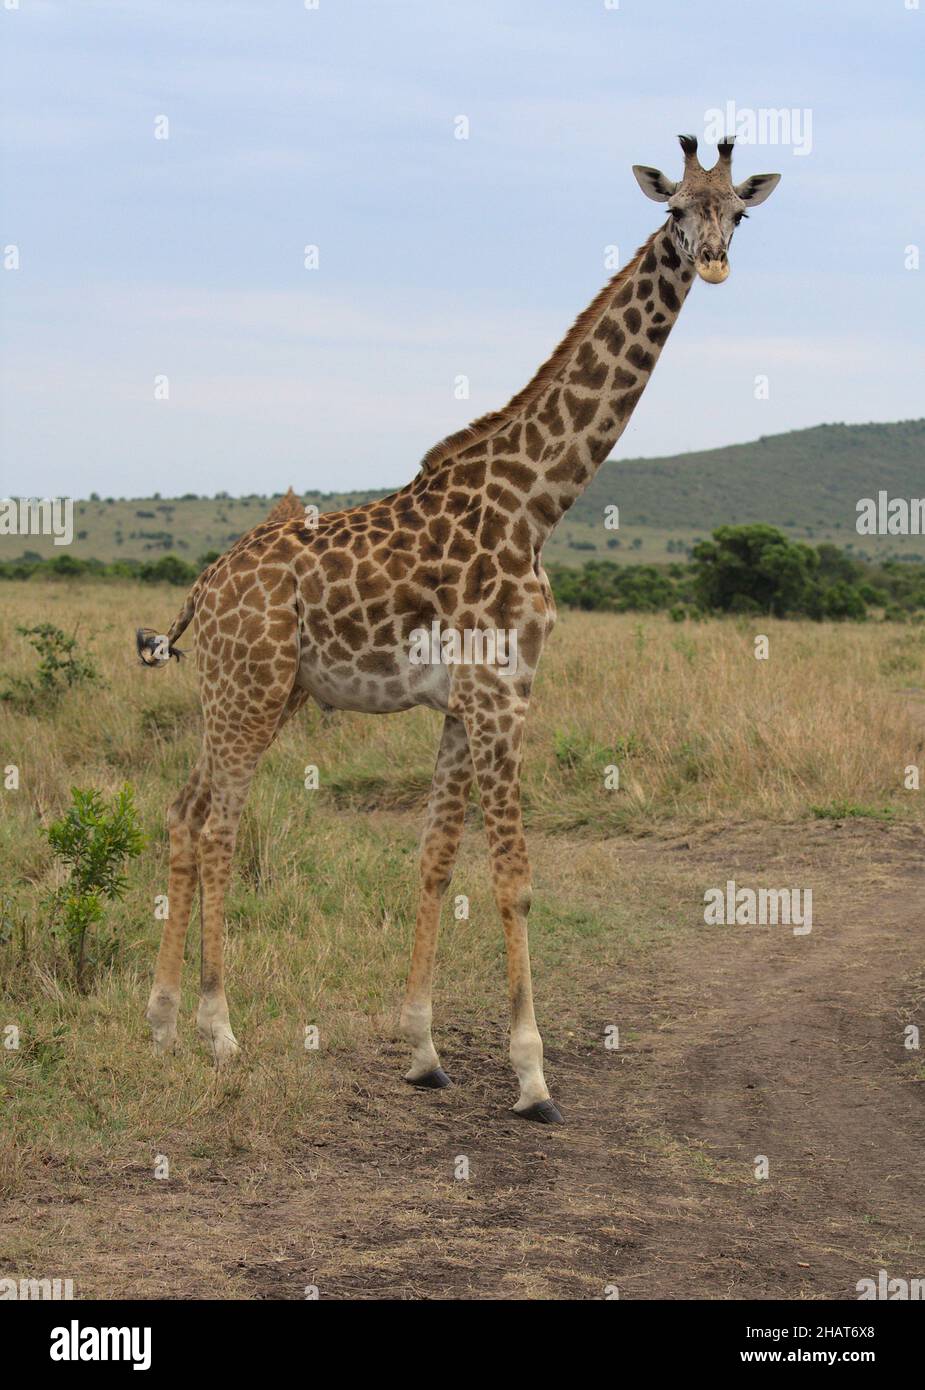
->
[0,579,922,1201]
[3,580,922,830]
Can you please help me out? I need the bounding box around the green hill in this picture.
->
[4,420,923,569]
[574,419,925,534]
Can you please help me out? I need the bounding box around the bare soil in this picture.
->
[5,820,923,1300]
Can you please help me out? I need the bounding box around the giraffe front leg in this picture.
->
[462,695,563,1124]
[500,881,560,1122]
[401,715,473,1089]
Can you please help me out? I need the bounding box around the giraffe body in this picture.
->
[141,136,779,1119]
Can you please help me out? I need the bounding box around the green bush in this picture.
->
[46,786,145,990]
[1,624,99,711]
[820,581,867,621]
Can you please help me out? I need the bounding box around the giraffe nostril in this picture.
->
[701,249,713,263]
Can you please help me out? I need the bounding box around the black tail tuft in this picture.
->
[136,627,184,667]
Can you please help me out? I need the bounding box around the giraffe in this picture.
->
[138,135,779,1123]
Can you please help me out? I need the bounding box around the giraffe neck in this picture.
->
[418,222,694,553]
[511,224,693,547]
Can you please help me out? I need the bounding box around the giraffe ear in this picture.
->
[734,173,781,206]
[632,165,678,203]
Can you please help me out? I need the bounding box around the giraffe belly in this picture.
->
[295,648,452,715]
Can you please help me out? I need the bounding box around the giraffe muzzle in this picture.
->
[695,248,730,284]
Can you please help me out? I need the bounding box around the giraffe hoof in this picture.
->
[405,1067,452,1089]
[149,1029,177,1056]
[197,1020,240,1065]
[146,990,179,1054]
[514,1099,564,1124]
[207,1032,240,1066]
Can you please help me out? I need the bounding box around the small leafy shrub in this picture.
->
[46,786,145,989]
[1,624,98,711]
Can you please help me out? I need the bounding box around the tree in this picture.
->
[692,525,820,617]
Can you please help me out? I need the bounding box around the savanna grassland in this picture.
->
[1,579,923,1299]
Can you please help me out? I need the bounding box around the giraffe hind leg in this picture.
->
[193,664,305,1064]
[146,751,211,1053]
[151,590,303,1064]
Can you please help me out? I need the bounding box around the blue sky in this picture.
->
[1,0,922,498]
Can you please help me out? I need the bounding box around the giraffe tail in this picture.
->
[136,493,283,669]
[135,588,197,668]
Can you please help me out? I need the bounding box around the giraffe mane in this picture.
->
[417,231,659,476]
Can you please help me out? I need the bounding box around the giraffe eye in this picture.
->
[670,207,684,220]
[733,211,748,225]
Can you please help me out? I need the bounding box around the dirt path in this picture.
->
[8,821,924,1300]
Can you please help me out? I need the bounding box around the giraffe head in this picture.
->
[632,134,780,284]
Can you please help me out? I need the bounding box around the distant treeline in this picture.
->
[552,526,925,620]
[0,553,208,586]
[2,526,925,620]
